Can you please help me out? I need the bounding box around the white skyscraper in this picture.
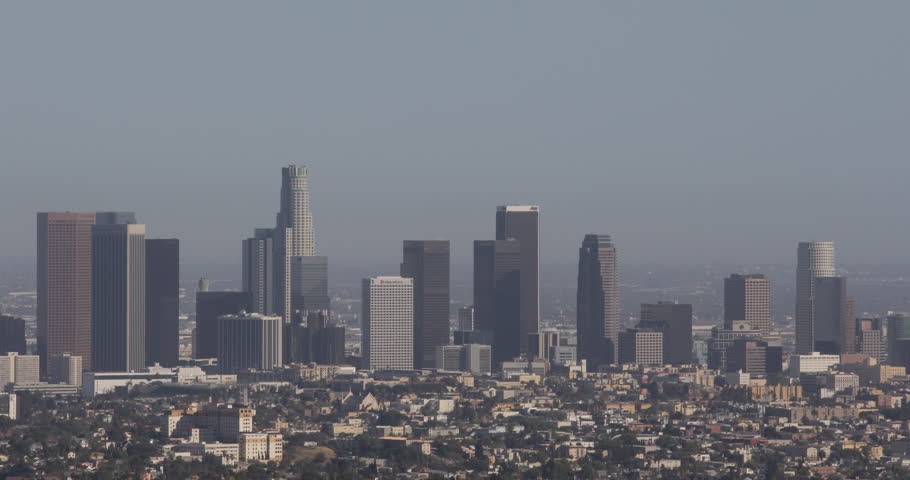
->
[362,277,414,371]
[796,241,836,354]
[274,166,316,321]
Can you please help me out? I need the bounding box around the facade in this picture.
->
[242,228,274,315]
[146,238,179,367]
[0,315,26,355]
[813,276,849,354]
[458,306,474,331]
[639,302,693,365]
[724,274,771,335]
[400,240,450,369]
[195,292,251,359]
[708,321,763,372]
[0,393,16,420]
[0,353,40,386]
[436,345,464,372]
[273,165,316,321]
[550,345,578,366]
[216,313,283,374]
[726,339,767,376]
[290,255,329,318]
[496,205,539,355]
[528,331,559,362]
[362,277,414,371]
[788,352,840,376]
[37,212,96,373]
[887,313,910,368]
[284,311,345,365]
[856,318,886,363]
[618,329,664,366]
[473,239,521,365]
[434,344,492,375]
[92,223,146,372]
[240,432,283,462]
[795,241,836,354]
[49,353,83,386]
[576,234,620,367]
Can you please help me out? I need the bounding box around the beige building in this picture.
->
[240,432,283,462]
[0,352,40,386]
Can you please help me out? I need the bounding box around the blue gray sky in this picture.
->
[2,2,909,268]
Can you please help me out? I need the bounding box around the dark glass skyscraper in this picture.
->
[290,256,329,318]
[92,223,146,372]
[146,239,179,367]
[0,315,26,355]
[496,206,539,355]
[473,239,521,366]
[243,228,274,315]
[401,240,450,369]
[195,292,251,359]
[813,276,848,354]
[576,234,620,366]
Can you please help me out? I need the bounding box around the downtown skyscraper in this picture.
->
[576,234,620,366]
[145,238,179,367]
[273,166,316,321]
[496,205,539,355]
[401,240,450,369]
[474,239,521,365]
[795,241,836,354]
[724,274,771,336]
[37,211,136,373]
[362,277,414,371]
[243,228,274,315]
[92,222,146,372]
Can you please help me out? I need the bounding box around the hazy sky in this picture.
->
[2,2,909,270]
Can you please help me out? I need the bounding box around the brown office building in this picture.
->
[146,239,180,367]
[724,274,771,335]
[37,212,97,373]
[401,240,450,369]
[496,206,539,355]
[726,339,767,375]
[473,239,521,366]
[576,234,620,366]
[639,302,693,365]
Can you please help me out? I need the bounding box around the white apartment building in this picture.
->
[362,277,414,371]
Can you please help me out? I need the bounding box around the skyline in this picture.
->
[3,3,910,267]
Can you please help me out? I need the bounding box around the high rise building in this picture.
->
[49,353,83,386]
[708,321,763,372]
[813,277,848,354]
[0,352,40,386]
[400,240,450,369]
[795,241,836,354]
[856,318,886,363]
[0,315,26,355]
[434,344,492,375]
[362,277,414,371]
[724,274,771,335]
[198,278,211,292]
[457,306,474,331]
[496,206,539,354]
[37,212,96,373]
[473,240,521,366]
[284,311,345,366]
[92,223,146,372]
[618,329,663,366]
[290,256,329,318]
[528,331,559,362]
[273,166,316,321]
[216,312,283,374]
[146,239,179,367]
[242,229,274,315]
[195,292,251,359]
[888,313,910,368]
[725,339,768,375]
[576,234,620,366]
[639,302,693,365]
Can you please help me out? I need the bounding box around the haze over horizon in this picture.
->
[3,2,909,268]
